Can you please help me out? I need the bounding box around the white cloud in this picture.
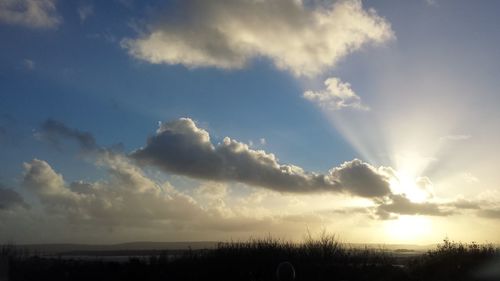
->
[122,0,393,76]
[0,0,61,29]
[304,77,369,110]
[23,159,71,199]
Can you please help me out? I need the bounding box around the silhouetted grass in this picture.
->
[2,235,499,281]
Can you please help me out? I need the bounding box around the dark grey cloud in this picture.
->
[477,208,500,219]
[38,119,98,151]
[330,160,392,198]
[448,199,481,210]
[375,194,453,219]
[0,184,29,210]
[132,118,392,198]
[374,197,500,221]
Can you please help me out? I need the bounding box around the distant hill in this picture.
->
[12,241,446,256]
[16,241,219,255]
[345,243,435,251]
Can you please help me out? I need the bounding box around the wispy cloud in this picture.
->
[425,0,439,7]
[461,172,479,184]
[23,59,35,70]
[77,3,93,23]
[439,134,471,141]
[0,0,61,29]
[36,119,97,151]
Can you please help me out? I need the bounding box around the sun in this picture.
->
[384,215,432,244]
[388,170,431,203]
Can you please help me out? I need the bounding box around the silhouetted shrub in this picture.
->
[409,238,498,281]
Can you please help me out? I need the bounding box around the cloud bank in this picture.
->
[122,0,393,76]
[132,118,392,198]
[0,0,61,29]
[16,155,330,242]
[35,118,500,223]
[36,117,500,224]
[7,118,500,242]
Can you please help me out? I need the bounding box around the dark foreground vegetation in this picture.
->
[1,235,499,281]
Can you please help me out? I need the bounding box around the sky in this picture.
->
[1,0,500,245]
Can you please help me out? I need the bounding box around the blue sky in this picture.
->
[2,0,500,244]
